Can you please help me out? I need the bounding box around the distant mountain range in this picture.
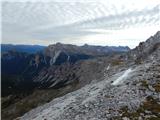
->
[1,43,130,93]
[1,43,129,54]
[1,44,46,53]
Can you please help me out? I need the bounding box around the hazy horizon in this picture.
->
[1,42,130,48]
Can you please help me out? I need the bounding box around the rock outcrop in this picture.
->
[44,42,130,66]
[128,31,160,61]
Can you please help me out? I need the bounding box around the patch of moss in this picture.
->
[141,80,149,88]
[111,59,124,66]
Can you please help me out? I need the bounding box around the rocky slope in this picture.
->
[20,31,160,120]
[128,31,160,61]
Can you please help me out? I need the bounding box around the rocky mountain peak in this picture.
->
[129,31,160,61]
[44,43,130,66]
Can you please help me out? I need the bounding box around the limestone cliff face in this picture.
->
[44,43,130,66]
[44,43,92,66]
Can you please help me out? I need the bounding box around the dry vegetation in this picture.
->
[114,96,160,120]
[1,80,79,120]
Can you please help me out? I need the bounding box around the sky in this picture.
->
[1,0,160,48]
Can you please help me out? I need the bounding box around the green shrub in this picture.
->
[111,59,124,66]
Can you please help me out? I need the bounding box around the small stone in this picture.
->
[148,85,155,91]
[138,116,143,120]
[140,113,144,116]
[84,104,89,108]
[122,117,130,120]
[144,110,151,114]
[106,110,109,114]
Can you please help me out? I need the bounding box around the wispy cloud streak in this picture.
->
[2,0,160,48]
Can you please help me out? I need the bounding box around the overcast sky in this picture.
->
[1,0,160,48]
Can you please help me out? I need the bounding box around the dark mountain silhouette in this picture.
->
[1,44,46,53]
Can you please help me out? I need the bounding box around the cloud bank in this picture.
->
[2,0,160,48]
